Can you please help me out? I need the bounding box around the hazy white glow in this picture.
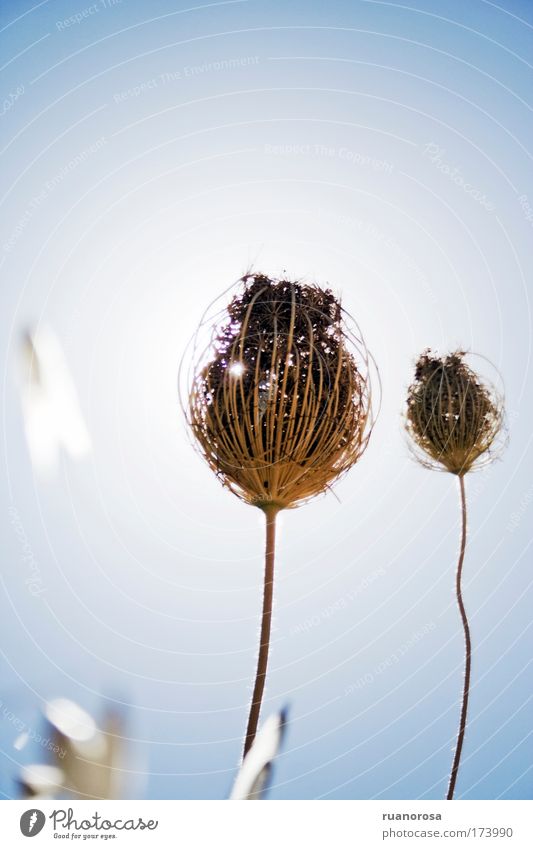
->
[19,327,91,475]
[20,764,64,794]
[229,362,245,377]
[45,698,97,742]
[13,731,29,751]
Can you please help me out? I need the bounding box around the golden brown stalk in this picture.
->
[447,475,470,801]
[243,505,278,758]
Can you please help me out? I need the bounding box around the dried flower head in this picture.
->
[186,273,375,510]
[406,349,504,476]
[405,348,506,799]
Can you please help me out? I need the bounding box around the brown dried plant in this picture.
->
[406,350,503,476]
[184,273,376,759]
[406,349,505,800]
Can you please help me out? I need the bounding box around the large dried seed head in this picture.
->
[405,349,505,475]
[185,273,375,510]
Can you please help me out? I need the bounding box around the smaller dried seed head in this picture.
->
[185,273,376,510]
[405,349,505,475]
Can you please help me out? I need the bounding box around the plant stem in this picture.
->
[447,474,470,800]
[243,506,278,759]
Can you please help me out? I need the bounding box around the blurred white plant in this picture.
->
[229,709,287,800]
[19,763,64,799]
[19,326,91,475]
[19,699,126,800]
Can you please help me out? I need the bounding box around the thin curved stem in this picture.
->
[447,474,470,800]
[243,506,278,759]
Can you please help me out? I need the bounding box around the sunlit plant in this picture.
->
[405,350,505,799]
[183,273,376,758]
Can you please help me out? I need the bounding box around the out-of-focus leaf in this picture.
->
[44,699,126,800]
[19,764,64,799]
[19,326,90,475]
[45,698,97,742]
[230,708,287,800]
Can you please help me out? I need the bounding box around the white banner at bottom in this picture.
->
[1,799,532,848]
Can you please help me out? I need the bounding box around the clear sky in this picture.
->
[1,0,532,800]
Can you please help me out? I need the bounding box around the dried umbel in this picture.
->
[406,350,504,476]
[183,273,376,759]
[188,273,373,511]
[405,349,506,800]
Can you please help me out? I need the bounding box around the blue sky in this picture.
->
[1,0,532,800]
